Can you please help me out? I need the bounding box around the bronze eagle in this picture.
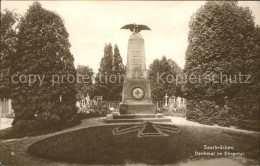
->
[121,23,151,33]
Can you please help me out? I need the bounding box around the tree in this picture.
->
[11,2,79,131]
[76,65,94,97]
[0,10,19,99]
[94,44,125,101]
[235,25,260,120]
[94,44,114,100]
[184,1,259,124]
[113,44,125,75]
[148,56,182,102]
[111,44,125,101]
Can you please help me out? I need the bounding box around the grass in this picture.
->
[0,125,69,139]
[27,123,259,165]
[0,120,83,139]
[241,120,260,131]
[0,112,106,139]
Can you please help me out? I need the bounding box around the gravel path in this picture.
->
[0,118,13,130]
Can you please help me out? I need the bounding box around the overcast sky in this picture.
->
[2,1,260,73]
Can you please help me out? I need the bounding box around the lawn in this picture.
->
[0,112,105,139]
[27,123,259,165]
[0,126,64,139]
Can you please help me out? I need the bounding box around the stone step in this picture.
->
[113,114,158,119]
[105,118,172,123]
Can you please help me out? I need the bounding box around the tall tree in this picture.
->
[113,44,125,75]
[148,56,182,102]
[94,44,125,101]
[111,44,125,101]
[11,2,79,131]
[94,43,114,100]
[238,25,260,119]
[0,10,19,99]
[184,1,259,121]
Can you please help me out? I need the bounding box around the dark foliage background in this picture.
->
[148,56,183,102]
[0,9,19,100]
[76,65,94,97]
[94,44,125,101]
[184,1,260,126]
[10,2,80,131]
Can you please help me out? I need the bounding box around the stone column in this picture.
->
[126,33,146,78]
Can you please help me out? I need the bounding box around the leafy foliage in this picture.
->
[11,2,79,131]
[0,10,19,99]
[76,65,94,97]
[186,100,239,126]
[148,56,182,102]
[94,44,125,101]
[184,1,260,125]
[111,44,126,100]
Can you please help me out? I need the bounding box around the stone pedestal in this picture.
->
[119,78,156,114]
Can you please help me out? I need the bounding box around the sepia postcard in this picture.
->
[0,1,259,166]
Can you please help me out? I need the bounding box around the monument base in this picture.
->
[119,78,156,114]
[119,102,156,114]
[105,113,172,123]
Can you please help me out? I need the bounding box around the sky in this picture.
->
[2,1,260,73]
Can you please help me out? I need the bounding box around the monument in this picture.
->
[106,23,171,123]
[119,24,155,114]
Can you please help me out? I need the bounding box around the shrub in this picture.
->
[184,1,259,127]
[77,111,106,120]
[186,100,239,127]
[11,2,80,132]
[13,120,40,132]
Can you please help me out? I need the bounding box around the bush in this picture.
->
[186,100,239,127]
[77,111,106,120]
[1,114,81,139]
[10,2,80,132]
[13,120,40,132]
[184,1,259,128]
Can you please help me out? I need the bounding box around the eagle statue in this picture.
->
[121,23,151,33]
